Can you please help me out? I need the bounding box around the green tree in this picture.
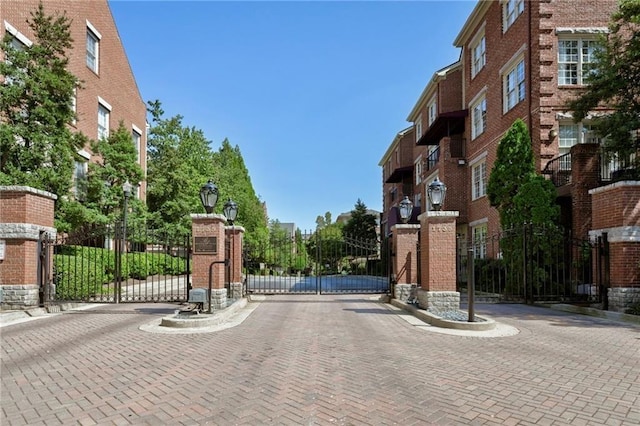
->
[86,122,145,222]
[0,3,85,199]
[566,0,640,170]
[343,199,378,241]
[487,119,537,229]
[307,222,344,274]
[145,101,216,236]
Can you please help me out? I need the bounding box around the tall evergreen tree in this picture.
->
[343,199,377,241]
[0,2,85,198]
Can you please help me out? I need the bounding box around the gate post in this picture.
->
[226,224,245,299]
[0,186,57,310]
[390,224,420,301]
[191,213,228,310]
[417,210,460,311]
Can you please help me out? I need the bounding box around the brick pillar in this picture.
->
[0,186,57,310]
[390,224,419,301]
[589,181,640,312]
[417,211,460,311]
[191,213,228,310]
[226,225,245,299]
[571,143,601,240]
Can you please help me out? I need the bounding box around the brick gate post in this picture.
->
[191,213,228,310]
[417,210,460,311]
[589,181,640,312]
[390,224,420,301]
[0,186,57,310]
[226,225,245,299]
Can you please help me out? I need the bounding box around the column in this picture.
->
[191,213,227,310]
[226,225,245,299]
[417,210,460,311]
[390,224,420,301]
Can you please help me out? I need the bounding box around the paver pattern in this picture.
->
[1,295,639,425]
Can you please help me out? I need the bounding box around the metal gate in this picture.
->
[40,223,191,304]
[243,229,389,294]
[456,224,609,305]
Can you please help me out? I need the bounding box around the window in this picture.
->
[97,98,111,140]
[503,0,524,31]
[390,187,397,203]
[71,87,77,125]
[471,34,486,78]
[86,21,101,73]
[471,95,487,140]
[74,161,88,201]
[415,156,423,185]
[558,39,599,85]
[414,193,422,209]
[427,98,437,127]
[415,115,423,142]
[472,223,488,259]
[558,122,602,170]
[503,58,525,112]
[472,160,487,200]
[132,125,142,162]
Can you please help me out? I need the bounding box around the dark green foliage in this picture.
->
[626,301,640,315]
[343,199,378,243]
[0,2,84,200]
[566,0,640,165]
[306,223,345,274]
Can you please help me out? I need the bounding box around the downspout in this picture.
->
[528,0,535,168]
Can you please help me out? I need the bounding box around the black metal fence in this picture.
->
[244,229,388,294]
[45,223,191,304]
[456,224,608,305]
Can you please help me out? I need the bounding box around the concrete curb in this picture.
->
[388,298,497,331]
[159,298,248,328]
[548,303,640,326]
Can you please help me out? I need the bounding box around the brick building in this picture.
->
[382,0,619,248]
[1,0,147,200]
[381,0,640,310]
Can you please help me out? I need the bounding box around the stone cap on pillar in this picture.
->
[190,213,227,222]
[390,224,420,232]
[418,211,459,221]
[225,225,246,232]
[0,186,58,200]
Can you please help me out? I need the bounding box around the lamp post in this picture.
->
[427,177,447,211]
[199,180,219,214]
[398,196,413,224]
[223,198,239,298]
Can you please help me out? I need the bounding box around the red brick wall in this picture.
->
[1,0,148,199]
[0,189,55,227]
[227,227,244,284]
[191,216,227,290]
[591,182,640,289]
[570,144,601,239]
[419,213,458,292]
[391,225,419,285]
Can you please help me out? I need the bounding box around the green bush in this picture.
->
[625,302,640,316]
[54,254,111,300]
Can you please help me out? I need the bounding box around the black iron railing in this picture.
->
[542,152,572,187]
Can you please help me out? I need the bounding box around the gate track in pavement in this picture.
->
[1,295,639,425]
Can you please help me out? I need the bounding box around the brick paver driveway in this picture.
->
[2,295,639,425]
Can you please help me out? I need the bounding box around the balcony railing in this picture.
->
[600,147,639,182]
[542,152,572,187]
[425,146,440,172]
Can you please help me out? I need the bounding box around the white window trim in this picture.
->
[415,155,423,185]
[469,24,486,78]
[500,45,527,114]
[98,96,112,111]
[415,114,423,142]
[502,0,524,33]
[86,20,102,40]
[468,151,488,167]
[4,21,33,47]
[556,31,605,86]
[132,124,143,135]
[77,149,91,160]
[427,97,437,127]
[469,217,489,227]
[471,160,487,201]
[469,87,488,140]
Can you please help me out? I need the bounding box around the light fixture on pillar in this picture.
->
[199,180,219,214]
[427,178,447,211]
[398,196,413,223]
[223,198,238,225]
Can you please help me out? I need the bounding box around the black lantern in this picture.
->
[398,196,413,223]
[223,198,238,225]
[427,178,447,211]
[199,180,219,214]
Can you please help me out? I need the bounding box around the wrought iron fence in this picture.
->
[47,223,191,303]
[456,224,607,304]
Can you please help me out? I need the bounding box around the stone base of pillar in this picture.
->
[0,284,40,309]
[394,284,418,302]
[608,287,640,313]
[210,288,228,311]
[416,289,460,311]
[229,282,244,300]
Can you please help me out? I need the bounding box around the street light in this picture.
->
[223,198,238,225]
[398,196,413,224]
[427,177,447,211]
[199,180,219,214]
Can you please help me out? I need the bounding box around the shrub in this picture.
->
[625,302,640,316]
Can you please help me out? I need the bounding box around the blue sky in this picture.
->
[109,0,477,231]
